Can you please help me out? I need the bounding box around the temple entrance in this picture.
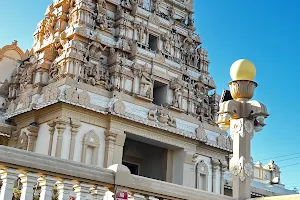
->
[122,137,168,181]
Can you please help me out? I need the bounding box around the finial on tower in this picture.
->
[230,59,256,81]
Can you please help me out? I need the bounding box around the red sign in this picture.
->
[115,191,128,200]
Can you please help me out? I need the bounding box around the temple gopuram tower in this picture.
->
[0,0,234,195]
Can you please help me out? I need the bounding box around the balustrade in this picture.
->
[0,146,236,200]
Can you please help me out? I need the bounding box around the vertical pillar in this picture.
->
[19,172,39,200]
[73,183,90,200]
[103,131,117,168]
[172,149,195,187]
[133,193,146,200]
[230,118,254,200]
[38,176,57,200]
[113,132,126,165]
[27,125,40,152]
[0,168,19,200]
[11,131,19,148]
[57,180,74,200]
[69,120,81,161]
[55,118,68,157]
[47,121,56,156]
[90,186,107,200]
[149,197,159,200]
[183,151,195,188]
[190,154,198,189]
[211,158,219,193]
[220,160,228,195]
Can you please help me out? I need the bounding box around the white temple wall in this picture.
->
[35,123,51,156]
[73,122,106,167]
[61,125,71,160]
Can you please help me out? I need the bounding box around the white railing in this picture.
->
[0,146,237,200]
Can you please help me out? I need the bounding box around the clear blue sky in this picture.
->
[1,0,300,189]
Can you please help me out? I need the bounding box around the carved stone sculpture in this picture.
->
[139,64,153,98]
[96,13,108,30]
[43,87,60,103]
[148,108,157,121]
[49,61,61,83]
[84,41,102,61]
[157,106,169,124]
[162,33,171,54]
[79,62,110,90]
[168,115,176,127]
[196,125,208,141]
[170,77,185,108]
[19,54,38,92]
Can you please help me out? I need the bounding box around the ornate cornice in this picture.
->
[0,41,24,61]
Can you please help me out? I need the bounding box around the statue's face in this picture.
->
[29,56,37,64]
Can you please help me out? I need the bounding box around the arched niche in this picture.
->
[81,130,100,165]
[196,160,209,191]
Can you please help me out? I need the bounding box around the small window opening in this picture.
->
[148,34,158,51]
[153,81,168,106]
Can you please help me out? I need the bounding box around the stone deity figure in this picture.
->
[169,6,175,20]
[152,0,161,13]
[49,61,61,83]
[170,77,184,108]
[157,106,169,124]
[97,0,107,12]
[137,24,145,43]
[162,33,171,54]
[97,13,108,30]
[84,41,101,60]
[139,64,153,98]
[19,55,38,92]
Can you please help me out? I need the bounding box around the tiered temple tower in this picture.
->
[0,0,233,195]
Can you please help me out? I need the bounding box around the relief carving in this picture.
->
[148,106,177,127]
[78,91,91,107]
[17,132,28,150]
[139,63,153,98]
[170,77,185,108]
[65,87,79,103]
[113,99,126,115]
[43,87,60,103]
[79,61,110,90]
[195,125,208,142]
[64,87,92,108]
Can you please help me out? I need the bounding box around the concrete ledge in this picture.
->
[0,146,237,200]
[0,146,114,185]
[131,175,237,200]
[249,194,300,200]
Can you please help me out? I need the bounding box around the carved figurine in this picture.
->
[137,24,145,43]
[157,106,169,124]
[96,13,108,30]
[84,41,101,60]
[168,115,176,127]
[139,63,153,98]
[170,77,185,108]
[152,0,161,13]
[19,55,37,92]
[49,61,61,83]
[162,33,171,54]
[148,108,157,121]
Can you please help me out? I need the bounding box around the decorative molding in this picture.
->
[0,41,25,61]
[196,125,208,142]
[82,130,100,165]
[16,132,28,150]
[197,160,209,175]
